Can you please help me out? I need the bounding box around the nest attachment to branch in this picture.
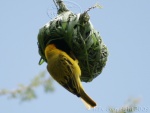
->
[37,1,108,82]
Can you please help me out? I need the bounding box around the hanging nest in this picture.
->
[37,1,108,82]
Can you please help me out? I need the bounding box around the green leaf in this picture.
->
[95,3,103,9]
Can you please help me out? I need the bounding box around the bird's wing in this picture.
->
[58,54,81,97]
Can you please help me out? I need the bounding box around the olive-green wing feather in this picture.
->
[57,54,81,97]
[46,52,81,97]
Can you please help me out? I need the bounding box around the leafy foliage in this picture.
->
[0,71,54,101]
[109,98,140,113]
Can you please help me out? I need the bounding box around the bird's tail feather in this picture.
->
[80,90,97,109]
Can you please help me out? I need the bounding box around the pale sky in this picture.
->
[0,0,150,113]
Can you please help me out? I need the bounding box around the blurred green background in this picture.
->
[0,0,149,113]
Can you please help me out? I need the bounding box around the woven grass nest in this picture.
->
[37,1,108,82]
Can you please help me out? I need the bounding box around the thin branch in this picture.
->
[0,71,54,101]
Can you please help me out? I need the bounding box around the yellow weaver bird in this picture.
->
[45,43,96,109]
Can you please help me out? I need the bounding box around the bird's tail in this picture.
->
[80,90,97,109]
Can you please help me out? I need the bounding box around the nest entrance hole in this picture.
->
[50,39,76,60]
